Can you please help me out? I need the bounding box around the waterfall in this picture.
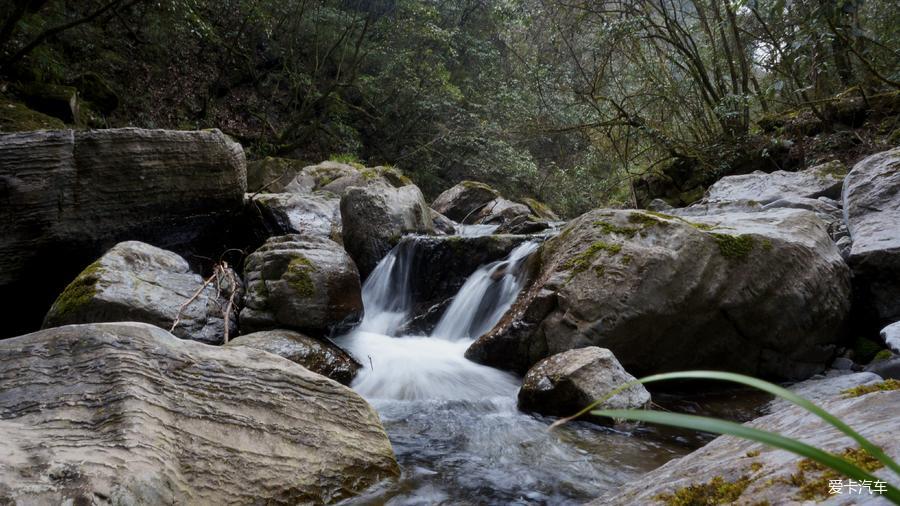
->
[431,241,538,340]
[337,239,536,401]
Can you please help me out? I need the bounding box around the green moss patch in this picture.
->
[284,256,317,298]
[594,220,639,237]
[52,261,103,318]
[711,233,755,260]
[788,447,883,501]
[0,98,66,131]
[872,349,895,362]
[562,241,622,277]
[842,379,900,398]
[655,475,751,506]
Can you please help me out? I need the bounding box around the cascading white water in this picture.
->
[335,236,692,505]
[340,240,537,401]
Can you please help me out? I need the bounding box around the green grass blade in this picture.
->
[635,370,900,477]
[592,409,900,504]
[551,370,899,477]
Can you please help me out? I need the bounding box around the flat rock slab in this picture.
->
[592,373,899,505]
[0,322,398,505]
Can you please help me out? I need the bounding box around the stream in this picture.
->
[336,234,765,505]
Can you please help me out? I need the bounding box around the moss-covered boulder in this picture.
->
[42,241,241,345]
[0,322,398,504]
[240,234,363,335]
[246,156,308,192]
[225,329,360,385]
[0,98,66,132]
[13,82,79,123]
[466,208,851,380]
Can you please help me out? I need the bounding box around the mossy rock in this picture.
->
[48,261,103,319]
[13,82,79,123]
[0,98,66,131]
[284,256,317,298]
[72,72,119,114]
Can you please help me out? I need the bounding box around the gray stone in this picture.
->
[340,179,433,277]
[431,181,500,222]
[842,147,900,323]
[471,197,532,225]
[240,234,363,335]
[42,241,240,345]
[246,156,306,192]
[0,128,246,337]
[704,161,846,206]
[0,322,398,505]
[226,329,360,385]
[881,321,900,353]
[831,357,855,370]
[431,208,456,235]
[866,356,900,380]
[592,373,898,505]
[248,192,342,241]
[517,347,650,424]
[284,160,362,195]
[467,208,851,380]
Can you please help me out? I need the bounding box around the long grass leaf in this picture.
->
[591,409,900,504]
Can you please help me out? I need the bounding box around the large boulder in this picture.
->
[881,321,900,354]
[248,192,342,241]
[517,347,650,424]
[591,373,899,505]
[470,197,533,225]
[431,180,500,222]
[0,322,398,504]
[42,241,240,345]
[467,208,851,380]
[246,156,307,193]
[842,146,900,324]
[703,161,846,206]
[240,235,363,335]
[340,179,433,277]
[0,128,246,337]
[225,329,360,385]
[285,160,364,195]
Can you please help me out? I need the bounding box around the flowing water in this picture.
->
[336,236,753,505]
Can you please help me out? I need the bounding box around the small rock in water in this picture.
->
[517,347,650,424]
[226,329,360,384]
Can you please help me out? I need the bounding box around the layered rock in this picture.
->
[340,179,433,277]
[703,161,846,206]
[0,322,398,504]
[0,128,246,337]
[467,208,851,380]
[842,146,900,324]
[240,235,363,335]
[431,180,500,222]
[518,347,650,424]
[591,373,899,505]
[225,329,360,385]
[43,241,240,345]
[248,192,342,241]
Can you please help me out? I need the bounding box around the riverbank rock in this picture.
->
[225,329,360,385]
[42,241,240,345]
[881,322,900,353]
[240,235,363,335]
[592,373,899,505]
[340,179,433,277]
[518,347,650,424]
[285,160,364,195]
[703,161,846,206]
[248,192,342,241]
[246,156,307,192]
[431,181,500,222]
[467,208,851,380]
[0,128,246,337]
[0,322,398,504]
[842,146,900,324]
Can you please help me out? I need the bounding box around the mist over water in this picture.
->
[336,237,689,505]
